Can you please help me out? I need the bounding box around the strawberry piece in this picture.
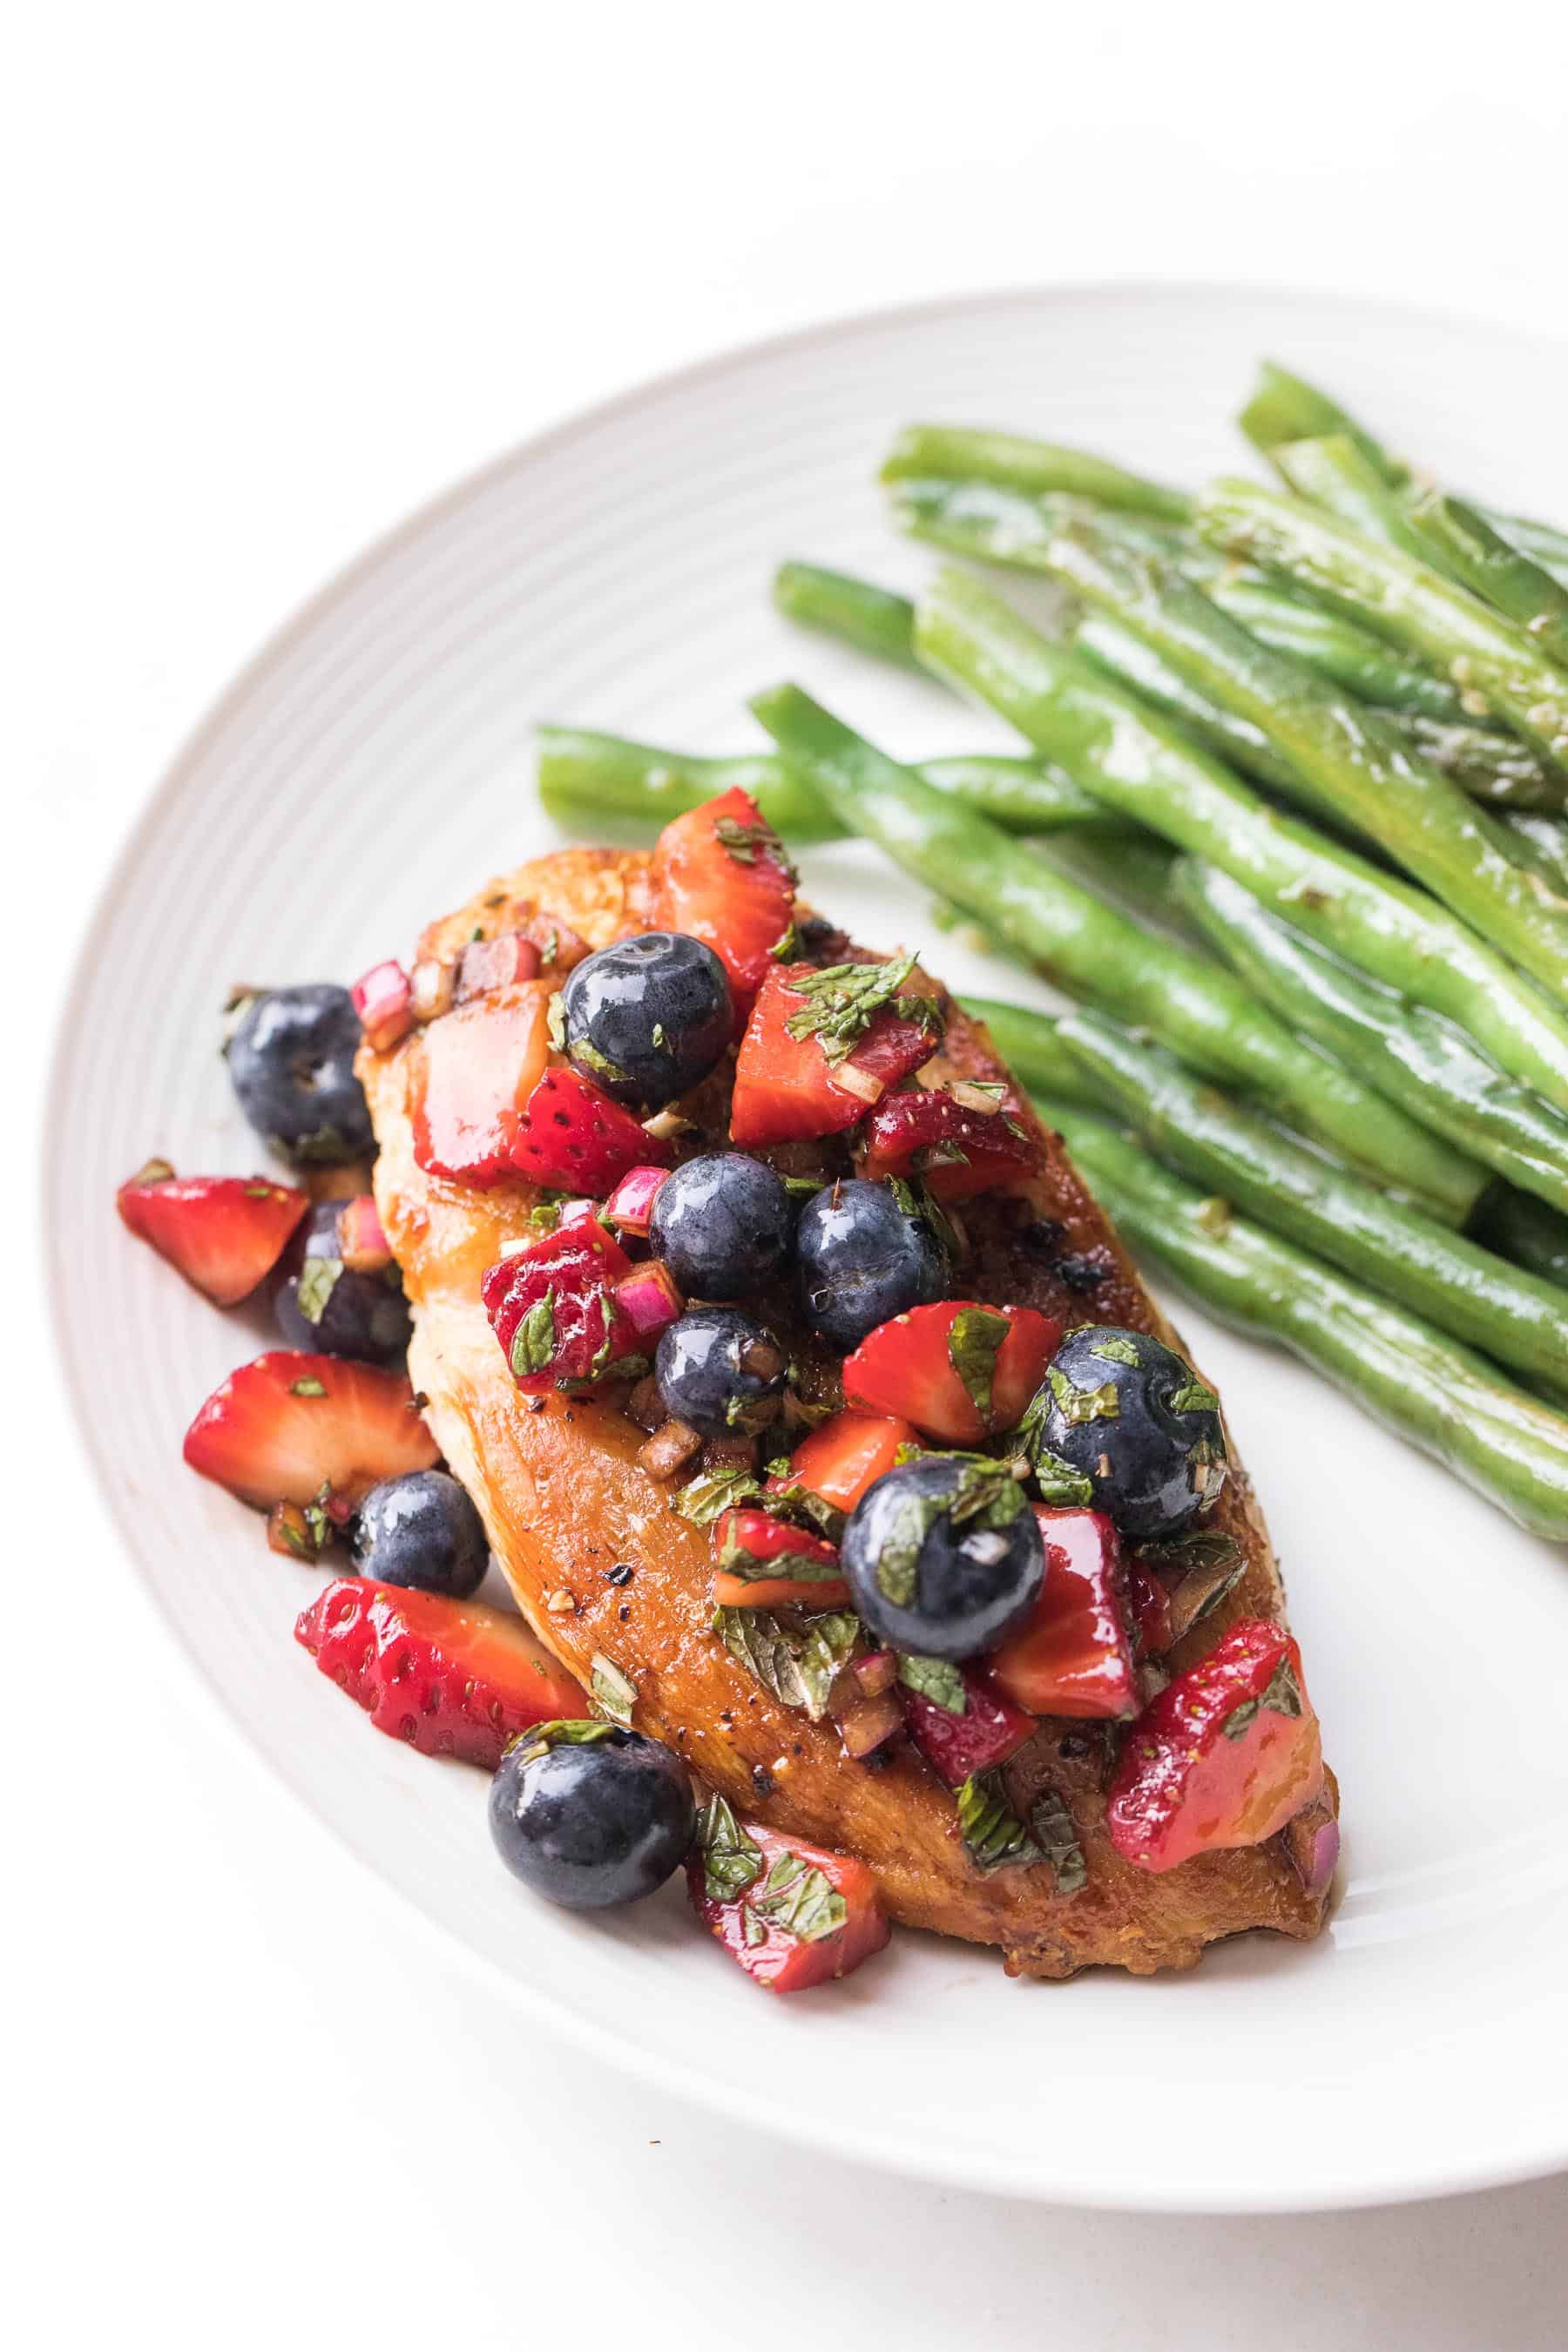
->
[295,1578,585,1766]
[730,963,943,1147]
[686,1811,889,1992]
[454,931,543,1003]
[337,1193,393,1274]
[517,913,590,974]
[117,1167,308,1306]
[510,1064,671,1194]
[648,786,797,1015]
[989,1508,1139,1720]
[712,1505,850,1611]
[841,1301,1061,1444]
[551,1200,633,1271]
[351,960,415,1051]
[901,1663,1036,1788]
[183,1351,438,1509]
[1106,1618,1324,1873]
[1125,1560,1176,1659]
[482,1231,640,1389]
[769,1409,920,1511]
[855,1085,1039,1201]
[411,985,551,1186]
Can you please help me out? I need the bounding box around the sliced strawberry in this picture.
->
[648,786,796,1015]
[183,1351,438,1509]
[730,963,943,1147]
[1125,1559,1176,1659]
[351,960,414,1051]
[686,1803,890,1992]
[411,984,551,1186]
[295,1578,585,1766]
[551,1200,633,1272]
[989,1508,1139,1720]
[510,1064,671,1194]
[117,1166,308,1306]
[841,1301,1061,1445]
[1106,1618,1324,1874]
[454,931,543,1003]
[769,1409,920,1511]
[900,1662,1036,1788]
[482,1231,639,1389]
[854,1085,1039,1202]
[712,1506,850,1611]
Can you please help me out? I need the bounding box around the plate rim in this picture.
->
[44,276,1568,2214]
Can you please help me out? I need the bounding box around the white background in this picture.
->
[12,6,1568,2343]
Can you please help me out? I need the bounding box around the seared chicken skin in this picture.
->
[361,846,1335,1977]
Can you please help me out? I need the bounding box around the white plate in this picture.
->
[46,285,1568,2213]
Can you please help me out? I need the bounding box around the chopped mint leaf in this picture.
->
[945,1305,1009,1423]
[743,1905,767,1946]
[956,1769,1040,1874]
[571,1037,634,1088]
[1223,1698,1260,1741]
[590,1652,638,1726]
[781,1173,823,1202]
[750,1848,847,1943]
[295,1254,342,1325]
[510,1294,557,1379]
[693,1792,764,1902]
[896,1653,967,1713]
[1170,1375,1221,1416]
[546,992,568,1051]
[241,1181,276,1199]
[673,1466,763,1525]
[712,1607,859,1721]
[1047,1364,1120,1425]
[769,923,799,961]
[875,1455,1024,1607]
[1261,1657,1303,1718]
[1089,1333,1141,1367]
[1015,1383,1096,1504]
[714,814,765,863]
[757,1484,847,1544]
[508,1719,617,1765]
[1030,1789,1087,1895]
[289,1375,328,1398]
[1138,1528,1241,1571]
[781,953,942,1065]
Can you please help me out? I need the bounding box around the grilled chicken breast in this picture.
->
[361,845,1335,1977]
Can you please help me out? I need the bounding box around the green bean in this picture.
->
[536,725,1125,841]
[1471,1186,1568,1294]
[747,680,1483,1220]
[1478,511,1568,591]
[1044,1108,1568,1542]
[952,996,1105,1106]
[1406,490,1568,671]
[1502,810,1568,894]
[1071,613,1303,798]
[880,425,1191,522]
[1206,580,1474,723]
[1057,1009,1568,1393]
[1268,434,1431,560]
[1238,361,1406,486]
[771,561,926,671]
[1172,858,1568,1219]
[1197,476,1568,774]
[916,560,1568,1110]
[1379,713,1566,812]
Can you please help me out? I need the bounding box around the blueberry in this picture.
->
[1027,1324,1227,1541]
[648,1152,794,1301]
[489,1723,695,1909]
[349,1470,489,1598]
[275,1200,411,1362]
[561,931,732,1109]
[795,1179,949,1351]
[841,1454,1044,1662]
[226,984,373,1164]
[654,1308,787,1439]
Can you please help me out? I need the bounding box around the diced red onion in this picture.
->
[351,960,414,1050]
[605,1165,671,1234]
[853,1649,898,1699]
[615,1259,684,1339]
[339,1194,392,1273]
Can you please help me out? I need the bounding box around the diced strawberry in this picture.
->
[510,1064,671,1194]
[769,1409,920,1511]
[117,1166,308,1306]
[841,1301,1061,1444]
[604,1165,671,1234]
[712,1505,850,1611]
[730,963,943,1147]
[613,1259,685,1342]
[517,913,590,973]
[901,1663,1036,1787]
[1106,1618,1324,1874]
[482,1232,639,1389]
[183,1351,439,1510]
[1125,1560,1176,1659]
[335,1194,392,1275]
[989,1508,1139,1720]
[411,985,551,1186]
[552,1199,633,1272]
[454,931,543,1003]
[295,1577,585,1766]
[686,1810,890,1992]
[648,787,797,1015]
[351,960,415,1051]
[855,1085,1039,1201]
